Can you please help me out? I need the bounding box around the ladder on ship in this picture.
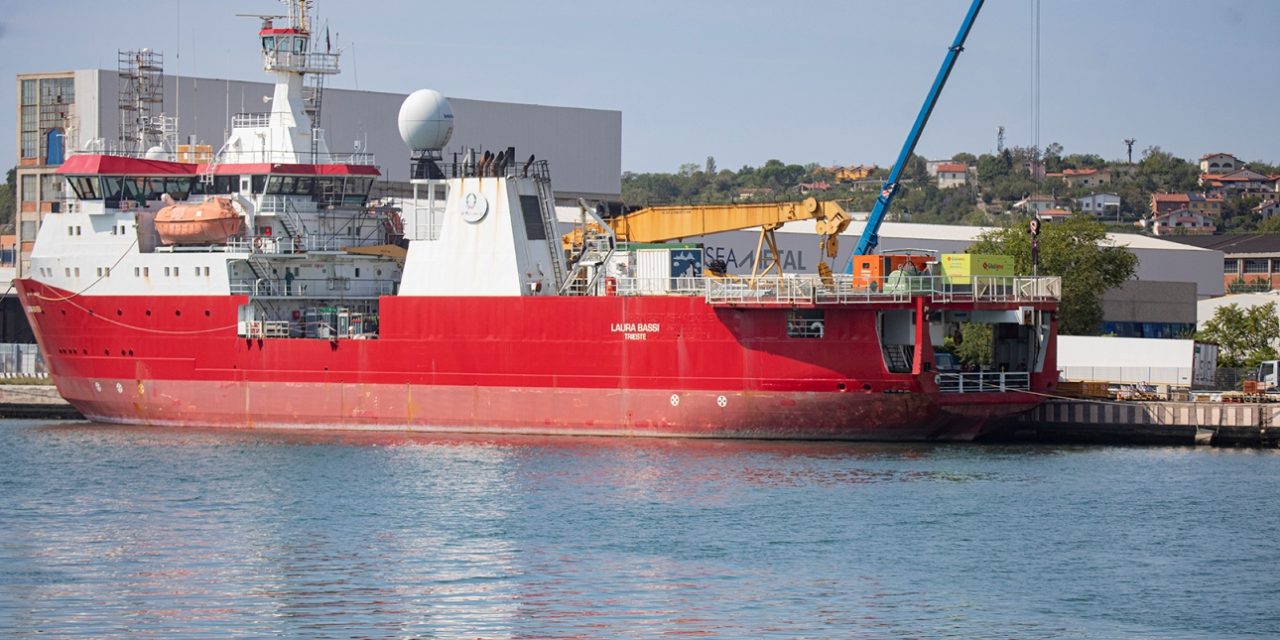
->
[884,344,913,374]
[534,176,566,292]
[276,198,307,246]
[243,255,278,296]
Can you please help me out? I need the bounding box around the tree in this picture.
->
[704,156,717,175]
[0,166,16,230]
[1196,303,1280,368]
[951,152,977,165]
[966,214,1138,335]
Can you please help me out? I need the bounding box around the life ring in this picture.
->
[253,236,264,251]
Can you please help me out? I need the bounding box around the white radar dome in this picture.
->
[144,145,167,160]
[398,89,454,151]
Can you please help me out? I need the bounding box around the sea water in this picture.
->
[1,420,1277,638]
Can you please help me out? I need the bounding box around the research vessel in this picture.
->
[15,1,1060,440]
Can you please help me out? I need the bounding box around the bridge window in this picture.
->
[262,36,275,52]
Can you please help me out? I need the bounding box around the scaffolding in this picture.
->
[118,49,165,153]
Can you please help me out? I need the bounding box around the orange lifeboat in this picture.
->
[154,197,245,245]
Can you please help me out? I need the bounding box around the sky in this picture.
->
[1,0,1277,173]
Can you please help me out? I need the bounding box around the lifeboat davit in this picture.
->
[154,197,245,245]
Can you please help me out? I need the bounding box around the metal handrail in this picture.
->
[936,371,1031,393]
[593,274,1061,304]
[229,277,395,298]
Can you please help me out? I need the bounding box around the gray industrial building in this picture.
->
[14,68,621,274]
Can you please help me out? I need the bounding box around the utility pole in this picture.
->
[1124,138,1136,164]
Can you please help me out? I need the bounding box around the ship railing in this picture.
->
[264,51,340,75]
[231,112,272,129]
[680,274,1061,305]
[936,371,1031,393]
[411,158,551,181]
[230,277,395,298]
[226,234,384,255]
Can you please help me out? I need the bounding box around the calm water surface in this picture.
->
[1,420,1277,639]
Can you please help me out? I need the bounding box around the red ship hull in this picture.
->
[15,279,1053,441]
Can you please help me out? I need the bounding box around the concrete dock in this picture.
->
[0,384,83,420]
[999,399,1280,447]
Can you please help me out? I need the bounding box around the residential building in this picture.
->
[1047,168,1111,189]
[1015,194,1056,214]
[1199,169,1277,195]
[1039,208,1072,224]
[1146,209,1216,236]
[934,162,968,189]
[1254,200,1280,221]
[1199,152,1242,174]
[1149,192,1223,218]
[1076,192,1121,217]
[833,164,877,182]
[797,181,831,194]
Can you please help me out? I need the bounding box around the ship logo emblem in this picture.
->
[670,394,680,407]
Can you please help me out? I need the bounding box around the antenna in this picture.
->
[1124,138,1136,164]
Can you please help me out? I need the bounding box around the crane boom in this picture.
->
[600,198,851,244]
[561,197,851,282]
[847,0,985,265]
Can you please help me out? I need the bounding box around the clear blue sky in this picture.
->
[2,0,1277,173]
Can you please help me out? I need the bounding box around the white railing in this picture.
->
[264,51,340,74]
[658,274,1063,305]
[229,277,395,298]
[231,112,271,129]
[936,371,1031,393]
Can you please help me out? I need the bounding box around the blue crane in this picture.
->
[846,0,985,267]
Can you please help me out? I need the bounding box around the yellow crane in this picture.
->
[562,197,852,283]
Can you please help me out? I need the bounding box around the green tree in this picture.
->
[0,166,16,230]
[951,152,977,165]
[953,323,993,365]
[966,214,1138,335]
[1196,302,1280,368]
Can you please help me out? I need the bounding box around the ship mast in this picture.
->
[222,0,340,166]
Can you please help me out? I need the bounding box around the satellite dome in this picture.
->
[144,145,167,160]
[398,89,454,152]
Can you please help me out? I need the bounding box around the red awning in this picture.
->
[57,155,198,176]
[199,163,381,177]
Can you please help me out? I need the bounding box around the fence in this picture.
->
[0,343,47,378]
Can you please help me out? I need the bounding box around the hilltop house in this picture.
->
[1039,208,1073,224]
[1047,168,1111,189]
[1199,169,1277,196]
[933,163,969,189]
[1076,193,1121,217]
[1145,208,1217,236]
[1199,152,1242,174]
[1150,192,1223,218]
[1254,200,1280,221]
[1015,194,1056,214]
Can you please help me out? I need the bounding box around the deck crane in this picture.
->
[845,0,985,269]
[562,197,852,284]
